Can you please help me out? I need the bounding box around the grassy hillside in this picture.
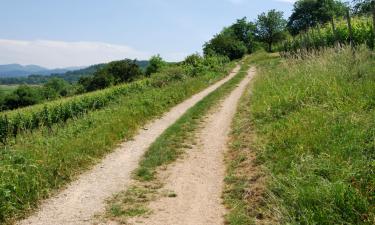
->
[0,60,234,223]
[226,47,374,225]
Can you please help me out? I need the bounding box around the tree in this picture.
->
[3,85,42,110]
[145,55,166,76]
[231,18,257,53]
[43,78,69,97]
[203,31,247,60]
[287,0,346,35]
[103,59,142,83]
[78,59,143,92]
[256,9,287,52]
[352,0,373,15]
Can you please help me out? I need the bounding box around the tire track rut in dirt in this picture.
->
[128,68,255,225]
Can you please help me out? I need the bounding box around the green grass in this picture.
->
[104,57,252,223]
[0,85,18,95]
[0,63,235,224]
[223,51,281,225]
[230,47,374,224]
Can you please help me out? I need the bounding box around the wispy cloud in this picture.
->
[0,39,153,68]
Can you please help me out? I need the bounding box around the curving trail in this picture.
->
[129,67,256,225]
[18,65,241,225]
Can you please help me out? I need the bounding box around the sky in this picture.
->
[0,0,296,68]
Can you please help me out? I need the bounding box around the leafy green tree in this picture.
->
[102,59,142,83]
[146,55,166,76]
[231,18,257,53]
[256,9,287,52]
[183,54,204,67]
[287,0,346,35]
[43,78,70,96]
[203,31,247,60]
[352,0,373,15]
[78,59,142,92]
[3,85,42,110]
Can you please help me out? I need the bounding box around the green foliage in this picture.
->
[352,0,373,15]
[255,9,287,52]
[280,17,374,53]
[145,55,166,76]
[203,18,257,60]
[204,31,248,60]
[231,18,258,53]
[79,59,143,92]
[250,47,375,224]
[183,54,230,76]
[3,85,43,110]
[287,0,347,35]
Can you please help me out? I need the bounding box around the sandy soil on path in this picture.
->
[128,68,255,225]
[18,66,241,225]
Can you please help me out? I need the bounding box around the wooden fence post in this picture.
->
[346,9,354,50]
[372,0,375,41]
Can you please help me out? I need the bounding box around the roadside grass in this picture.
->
[224,51,281,225]
[0,63,235,224]
[103,57,252,223]
[229,46,374,224]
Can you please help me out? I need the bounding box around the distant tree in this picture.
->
[78,59,142,92]
[103,59,142,84]
[352,0,373,15]
[183,53,204,67]
[145,55,166,76]
[3,85,42,110]
[256,9,287,52]
[43,78,70,96]
[203,30,248,60]
[231,18,257,53]
[287,0,346,35]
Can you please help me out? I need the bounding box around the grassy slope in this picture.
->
[104,57,251,223]
[227,47,374,225]
[0,63,234,223]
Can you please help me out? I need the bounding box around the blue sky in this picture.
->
[0,0,295,68]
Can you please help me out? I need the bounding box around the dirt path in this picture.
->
[18,65,241,225]
[128,68,255,225]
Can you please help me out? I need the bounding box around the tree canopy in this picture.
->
[287,0,346,35]
[256,9,287,52]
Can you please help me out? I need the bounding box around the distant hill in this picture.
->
[0,60,149,85]
[0,64,82,77]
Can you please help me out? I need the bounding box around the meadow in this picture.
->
[229,47,374,224]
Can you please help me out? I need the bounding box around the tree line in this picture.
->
[203,0,374,60]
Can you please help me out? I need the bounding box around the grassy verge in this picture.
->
[102,57,252,223]
[227,47,375,225]
[224,51,281,225]
[0,63,235,224]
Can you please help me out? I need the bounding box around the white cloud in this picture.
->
[0,39,154,68]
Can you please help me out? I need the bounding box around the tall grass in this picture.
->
[249,46,374,224]
[0,62,234,223]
